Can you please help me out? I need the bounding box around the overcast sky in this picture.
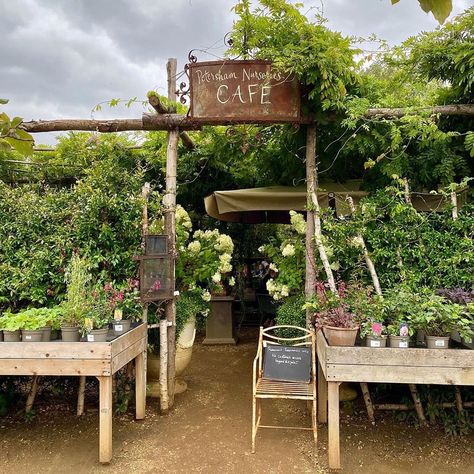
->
[0,0,471,144]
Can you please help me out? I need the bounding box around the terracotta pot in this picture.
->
[22,330,44,342]
[323,325,359,346]
[365,336,387,348]
[61,325,80,342]
[40,326,52,342]
[113,319,131,336]
[86,328,109,342]
[426,335,450,349]
[3,330,20,342]
[389,335,410,348]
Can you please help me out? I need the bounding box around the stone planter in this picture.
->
[147,316,196,397]
[22,330,44,342]
[426,335,450,349]
[3,330,21,342]
[323,326,359,347]
[389,335,410,348]
[365,336,387,348]
[113,319,131,337]
[86,328,109,342]
[61,325,80,342]
[40,326,52,342]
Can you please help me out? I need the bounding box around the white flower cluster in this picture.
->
[176,205,192,229]
[269,263,279,273]
[211,272,221,283]
[194,229,220,239]
[228,276,235,287]
[214,234,234,254]
[218,253,232,274]
[350,236,364,248]
[266,279,289,301]
[201,290,211,302]
[258,245,266,253]
[187,240,201,254]
[282,243,296,257]
[289,210,306,235]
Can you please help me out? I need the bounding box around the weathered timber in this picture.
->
[365,103,474,118]
[305,125,317,328]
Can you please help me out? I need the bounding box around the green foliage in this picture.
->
[175,291,208,338]
[0,306,63,331]
[391,0,453,24]
[229,0,359,113]
[0,100,34,155]
[275,293,306,337]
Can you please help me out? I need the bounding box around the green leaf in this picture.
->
[0,98,8,105]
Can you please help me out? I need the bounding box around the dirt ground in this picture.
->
[0,330,473,474]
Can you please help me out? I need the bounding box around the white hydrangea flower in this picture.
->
[201,290,211,302]
[258,245,265,253]
[187,240,201,253]
[289,210,306,235]
[214,234,234,253]
[350,236,364,248]
[281,285,289,297]
[228,276,235,287]
[212,272,221,283]
[282,243,296,257]
[269,263,279,273]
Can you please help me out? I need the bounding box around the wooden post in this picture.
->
[328,381,341,469]
[77,376,86,416]
[135,349,146,419]
[305,125,317,327]
[307,126,336,294]
[317,361,328,423]
[360,382,375,423]
[346,196,382,296]
[25,375,39,413]
[159,315,169,412]
[98,376,113,464]
[164,58,178,408]
[451,191,458,219]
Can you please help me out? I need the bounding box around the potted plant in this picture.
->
[311,282,359,347]
[61,255,92,342]
[361,321,387,347]
[0,312,22,342]
[411,294,473,349]
[82,289,111,342]
[387,322,411,348]
[104,280,140,336]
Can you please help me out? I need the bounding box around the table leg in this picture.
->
[328,381,341,470]
[135,350,146,420]
[317,361,328,423]
[98,376,113,464]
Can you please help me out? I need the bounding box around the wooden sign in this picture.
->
[263,345,311,382]
[188,60,301,123]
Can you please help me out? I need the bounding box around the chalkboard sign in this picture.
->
[263,345,311,383]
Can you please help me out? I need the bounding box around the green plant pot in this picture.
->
[3,330,21,342]
[86,328,109,342]
[365,336,387,348]
[113,319,131,336]
[389,335,409,348]
[426,335,450,349]
[22,330,44,342]
[40,326,52,342]
[61,325,80,342]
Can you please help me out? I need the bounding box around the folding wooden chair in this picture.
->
[252,325,317,453]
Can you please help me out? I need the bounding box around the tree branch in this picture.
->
[364,104,474,118]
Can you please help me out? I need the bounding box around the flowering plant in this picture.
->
[310,281,359,331]
[103,279,140,320]
[258,211,306,300]
[149,205,235,301]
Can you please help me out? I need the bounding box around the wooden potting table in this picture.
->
[316,331,474,469]
[0,323,147,464]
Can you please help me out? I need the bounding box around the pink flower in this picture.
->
[151,280,161,291]
[371,322,383,337]
[104,282,113,292]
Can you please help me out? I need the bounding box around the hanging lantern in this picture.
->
[137,234,174,301]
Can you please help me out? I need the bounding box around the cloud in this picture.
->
[0,0,470,145]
